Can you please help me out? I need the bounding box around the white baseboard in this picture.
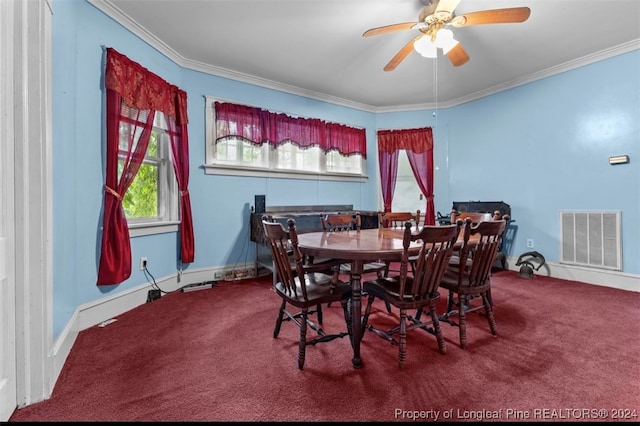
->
[504,256,639,292]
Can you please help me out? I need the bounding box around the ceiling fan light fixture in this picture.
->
[435,28,459,53]
[413,36,437,58]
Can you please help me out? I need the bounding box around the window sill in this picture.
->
[129,221,179,237]
[202,163,368,183]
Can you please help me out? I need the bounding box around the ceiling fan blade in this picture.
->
[435,0,461,14]
[451,7,531,27]
[363,22,417,37]
[446,43,469,67]
[384,34,423,72]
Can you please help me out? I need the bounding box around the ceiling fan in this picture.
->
[363,0,531,71]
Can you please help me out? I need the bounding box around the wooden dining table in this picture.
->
[297,227,421,368]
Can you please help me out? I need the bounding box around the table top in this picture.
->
[297,227,420,262]
[297,226,474,262]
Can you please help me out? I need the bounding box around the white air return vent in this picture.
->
[560,211,621,271]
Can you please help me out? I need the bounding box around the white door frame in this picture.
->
[0,0,18,420]
[2,0,54,418]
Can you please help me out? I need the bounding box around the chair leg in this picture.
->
[447,290,455,314]
[274,300,286,338]
[383,261,391,277]
[298,308,308,369]
[483,292,498,336]
[340,299,353,339]
[361,294,375,331]
[398,309,407,368]
[326,266,341,308]
[373,270,392,314]
[317,303,323,326]
[458,295,468,349]
[429,304,447,355]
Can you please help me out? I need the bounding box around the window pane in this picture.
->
[147,131,158,157]
[326,150,362,174]
[392,151,422,213]
[275,142,320,172]
[120,161,159,219]
[215,137,268,167]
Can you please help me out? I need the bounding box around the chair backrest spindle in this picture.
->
[379,210,421,228]
[398,221,461,301]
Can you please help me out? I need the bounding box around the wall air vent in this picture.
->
[560,211,621,271]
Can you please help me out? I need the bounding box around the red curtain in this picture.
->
[166,104,195,263]
[407,150,435,226]
[97,48,194,286]
[214,101,366,157]
[377,127,435,225]
[378,150,398,213]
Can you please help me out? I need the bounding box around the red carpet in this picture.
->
[9,270,640,422]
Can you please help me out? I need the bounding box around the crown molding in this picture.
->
[87,0,639,114]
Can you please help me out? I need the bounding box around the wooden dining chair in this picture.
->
[437,217,507,349]
[449,210,495,225]
[378,210,421,228]
[378,210,421,277]
[447,211,511,271]
[262,215,341,286]
[262,218,352,369]
[361,221,462,368]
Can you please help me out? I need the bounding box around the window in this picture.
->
[392,151,423,213]
[326,149,363,174]
[118,107,178,234]
[99,47,194,285]
[204,97,366,181]
[215,136,269,168]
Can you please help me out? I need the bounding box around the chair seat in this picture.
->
[275,273,352,307]
[439,268,491,296]
[364,276,440,310]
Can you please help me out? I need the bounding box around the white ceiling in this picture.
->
[93,0,640,111]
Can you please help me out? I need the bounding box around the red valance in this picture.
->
[105,47,188,124]
[215,101,366,158]
[377,127,433,153]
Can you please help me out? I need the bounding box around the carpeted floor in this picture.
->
[9,270,640,422]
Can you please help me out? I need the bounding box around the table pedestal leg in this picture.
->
[350,260,363,369]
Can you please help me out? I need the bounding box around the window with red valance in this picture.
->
[206,99,367,178]
[97,47,195,286]
[377,127,435,226]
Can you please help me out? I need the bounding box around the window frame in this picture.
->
[119,113,180,237]
[203,96,368,183]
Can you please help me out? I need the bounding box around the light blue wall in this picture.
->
[52,0,639,339]
[51,0,378,338]
[443,52,639,270]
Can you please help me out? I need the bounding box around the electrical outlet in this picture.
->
[139,257,147,270]
[147,289,161,302]
[526,239,534,248]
